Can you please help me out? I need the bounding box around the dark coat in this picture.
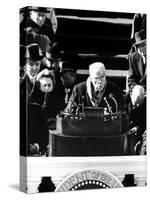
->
[20,16,55,43]
[66,80,124,113]
[53,73,75,110]
[128,52,146,93]
[20,76,49,155]
[127,52,146,139]
[20,75,35,102]
[30,83,63,119]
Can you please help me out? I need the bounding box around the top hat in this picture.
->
[21,6,51,13]
[60,61,77,75]
[26,43,44,61]
[134,29,146,47]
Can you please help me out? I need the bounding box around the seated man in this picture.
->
[65,62,124,114]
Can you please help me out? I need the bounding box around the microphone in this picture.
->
[104,97,112,114]
[81,96,85,116]
[109,93,118,113]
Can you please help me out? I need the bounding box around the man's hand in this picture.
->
[131,85,145,107]
[30,143,39,154]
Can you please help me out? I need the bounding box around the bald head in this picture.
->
[89,62,106,92]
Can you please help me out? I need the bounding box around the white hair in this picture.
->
[89,62,106,77]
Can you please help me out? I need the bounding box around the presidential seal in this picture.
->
[55,169,123,191]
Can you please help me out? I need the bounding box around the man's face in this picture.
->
[40,77,53,93]
[30,11,47,27]
[26,60,41,77]
[62,71,76,88]
[90,70,106,92]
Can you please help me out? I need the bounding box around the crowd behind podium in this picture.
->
[20,7,147,156]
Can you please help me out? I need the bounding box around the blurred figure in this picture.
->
[130,13,146,53]
[60,61,77,104]
[20,6,58,61]
[65,62,124,114]
[131,13,146,44]
[19,45,26,82]
[54,61,77,113]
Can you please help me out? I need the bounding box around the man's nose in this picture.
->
[45,85,49,90]
[32,65,38,70]
[97,80,102,84]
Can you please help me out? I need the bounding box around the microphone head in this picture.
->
[103,97,106,100]
[109,93,113,98]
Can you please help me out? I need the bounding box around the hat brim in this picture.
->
[20,6,50,13]
[27,55,44,62]
[29,6,50,13]
[135,39,146,47]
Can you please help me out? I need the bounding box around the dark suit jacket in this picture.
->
[20,76,49,155]
[128,52,146,93]
[66,80,124,113]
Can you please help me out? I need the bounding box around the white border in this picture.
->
[0,0,149,199]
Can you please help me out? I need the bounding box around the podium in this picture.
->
[49,109,136,156]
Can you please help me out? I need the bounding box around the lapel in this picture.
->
[134,53,147,87]
[85,83,93,107]
[137,54,144,77]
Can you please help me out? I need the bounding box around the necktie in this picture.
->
[42,93,48,110]
[95,91,99,96]
[64,88,70,104]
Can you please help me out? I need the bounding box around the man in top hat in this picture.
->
[20,43,50,156]
[128,29,146,146]
[23,43,44,100]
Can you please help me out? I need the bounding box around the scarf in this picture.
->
[86,76,106,107]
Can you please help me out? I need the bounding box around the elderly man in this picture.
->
[65,62,124,114]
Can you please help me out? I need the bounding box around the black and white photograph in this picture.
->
[1,1,149,200]
[19,5,147,194]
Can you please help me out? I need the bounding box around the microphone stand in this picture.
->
[109,93,118,114]
[104,97,112,114]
